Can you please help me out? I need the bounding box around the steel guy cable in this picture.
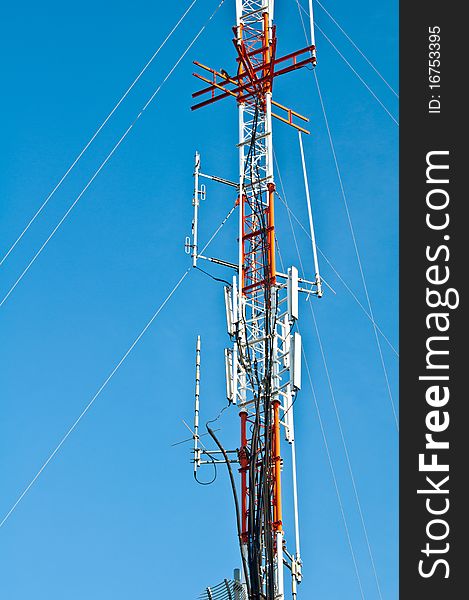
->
[0,0,226,311]
[276,155,383,599]
[314,70,399,431]
[315,0,399,98]
[294,0,398,126]
[273,153,399,359]
[315,24,399,126]
[0,204,233,530]
[0,0,199,267]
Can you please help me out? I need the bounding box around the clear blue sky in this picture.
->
[0,1,398,598]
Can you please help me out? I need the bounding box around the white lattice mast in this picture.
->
[188,2,321,598]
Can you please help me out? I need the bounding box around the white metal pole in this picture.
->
[308,0,316,53]
[291,438,301,559]
[235,0,243,23]
[265,94,274,184]
[236,0,244,318]
[193,335,201,474]
[298,131,323,296]
[241,545,249,598]
[238,106,245,313]
[192,151,201,268]
[277,530,285,598]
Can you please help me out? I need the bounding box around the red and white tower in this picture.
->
[188,2,321,598]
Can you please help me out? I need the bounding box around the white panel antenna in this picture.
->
[224,286,235,336]
[292,332,302,390]
[224,348,237,404]
[232,276,239,328]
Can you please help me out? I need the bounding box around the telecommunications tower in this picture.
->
[186,1,322,598]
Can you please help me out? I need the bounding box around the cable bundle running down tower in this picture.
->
[186,2,322,598]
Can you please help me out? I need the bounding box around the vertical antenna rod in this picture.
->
[308,0,316,51]
[193,335,201,475]
[298,131,322,296]
[192,152,201,267]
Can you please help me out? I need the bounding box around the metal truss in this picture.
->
[187,1,321,598]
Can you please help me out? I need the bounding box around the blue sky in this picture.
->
[0,1,398,598]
